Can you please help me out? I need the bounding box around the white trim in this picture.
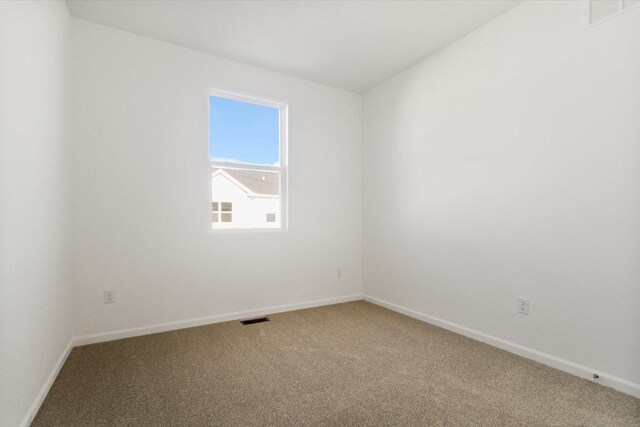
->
[209,88,287,110]
[363,294,640,399]
[585,0,640,29]
[208,227,285,234]
[212,168,280,199]
[212,168,255,196]
[74,294,362,346]
[278,103,289,230]
[20,338,74,427]
[21,295,361,424]
[22,293,640,426]
[211,161,281,172]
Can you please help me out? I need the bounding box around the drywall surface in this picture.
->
[363,1,640,386]
[0,2,73,426]
[71,19,362,337]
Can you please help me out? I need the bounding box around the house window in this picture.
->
[212,202,232,223]
[210,90,287,230]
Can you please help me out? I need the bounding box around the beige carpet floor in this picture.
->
[34,301,639,426]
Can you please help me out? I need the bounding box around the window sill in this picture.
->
[209,227,287,234]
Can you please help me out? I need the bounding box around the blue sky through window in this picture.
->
[209,95,279,165]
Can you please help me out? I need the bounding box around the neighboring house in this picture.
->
[211,168,280,228]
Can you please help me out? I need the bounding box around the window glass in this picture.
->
[210,92,286,230]
[210,96,279,165]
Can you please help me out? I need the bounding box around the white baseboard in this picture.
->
[74,294,363,346]
[363,294,640,399]
[20,338,74,427]
[22,293,638,427]
[21,295,362,426]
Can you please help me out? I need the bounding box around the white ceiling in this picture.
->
[66,0,521,93]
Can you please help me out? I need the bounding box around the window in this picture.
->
[212,202,232,223]
[588,0,639,26]
[209,90,287,230]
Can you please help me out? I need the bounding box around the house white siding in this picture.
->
[212,173,280,229]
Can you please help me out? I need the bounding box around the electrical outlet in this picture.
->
[517,298,529,315]
[337,268,342,279]
[103,289,115,304]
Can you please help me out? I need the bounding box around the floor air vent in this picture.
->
[240,317,270,325]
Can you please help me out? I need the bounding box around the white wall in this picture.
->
[71,19,362,338]
[0,2,73,426]
[363,0,640,388]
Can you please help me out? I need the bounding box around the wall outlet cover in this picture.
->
[103,290,115,304]
[517,298,530,315]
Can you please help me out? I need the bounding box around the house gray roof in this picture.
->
[214,168,279,196]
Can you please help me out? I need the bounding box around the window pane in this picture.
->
[210,96,279,165]
[221,213,232,222]
[212,202,218,212]
[266,213,276,223]
[221,202,232,212]
[590,0,619,23]
[212,213,218,222]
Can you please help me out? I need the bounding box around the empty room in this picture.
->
[1,0,639,425]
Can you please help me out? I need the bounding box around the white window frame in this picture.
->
[209,88,288,232]
[585,0,640,28]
